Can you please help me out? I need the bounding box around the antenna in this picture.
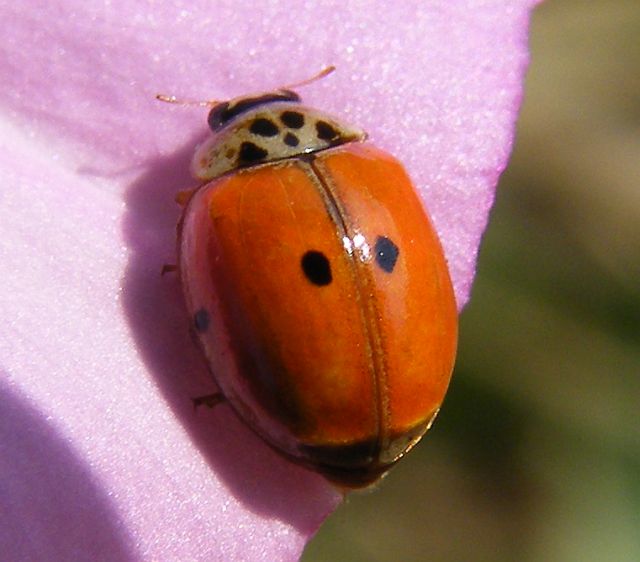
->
[156,65,336,106]
[282,65,336,90]
[155,94,220,107]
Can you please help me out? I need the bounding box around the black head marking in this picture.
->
[374,236,399,273]
[283,132,299,147]
[238,141,268,164]
[249,118,280,137]
[315,120,340,141]
[194,308,210,333]
[301,251,332,286]
[208,90,300,131]
[207,102,229,132]
[280,110,305,129]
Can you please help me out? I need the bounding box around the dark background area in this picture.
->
[304,2,640,560]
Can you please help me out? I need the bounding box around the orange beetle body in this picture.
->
[177,87,458,487]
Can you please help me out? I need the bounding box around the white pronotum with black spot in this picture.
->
[191,96,367,181]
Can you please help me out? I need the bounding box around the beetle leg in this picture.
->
[161,264,178,276]
[192,393,226,410]
[175,189,196,207]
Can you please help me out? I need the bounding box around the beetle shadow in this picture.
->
[0,379,138,561]
[120,137,339,533]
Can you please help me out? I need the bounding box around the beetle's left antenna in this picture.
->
[155,94,220,107]
[156,65,335,106]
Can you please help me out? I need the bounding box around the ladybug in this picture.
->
[168,69,458,488]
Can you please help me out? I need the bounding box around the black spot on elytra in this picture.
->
[284,132,299,147]
[238,141,268,164]
[194,308,210,332]
[301,251,332,286]
[249,118,279,137]
[316,120,339,141]
[280,111,305,129]
[374,236,399,273]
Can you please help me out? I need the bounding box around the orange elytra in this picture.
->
[168,68,458,488]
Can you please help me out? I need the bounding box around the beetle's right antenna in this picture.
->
[156,65,335,106]
[282,65,336,90]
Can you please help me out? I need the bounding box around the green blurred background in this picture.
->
[303,1,640,560]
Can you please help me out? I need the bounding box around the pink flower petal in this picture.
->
[0,1,540,560]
